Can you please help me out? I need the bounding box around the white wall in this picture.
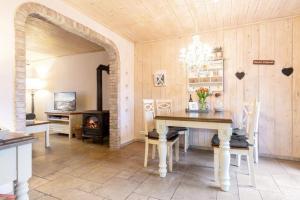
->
[0,0,134,144]
[26,51,110,120]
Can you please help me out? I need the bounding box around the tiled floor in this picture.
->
[29,134,300,200]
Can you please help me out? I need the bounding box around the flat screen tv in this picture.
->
[54,92,76,111]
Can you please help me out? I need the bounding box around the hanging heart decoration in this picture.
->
[281,67,293,76]
[235,72,245,80]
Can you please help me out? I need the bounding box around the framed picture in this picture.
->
[188,102,199,111]
[153,70,166,87]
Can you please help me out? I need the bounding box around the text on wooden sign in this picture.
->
[253,60,275,65]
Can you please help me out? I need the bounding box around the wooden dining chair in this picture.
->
[235,101,261,165]
[212,100,260,187]
[155,99,190,152]
[141,99,180,172]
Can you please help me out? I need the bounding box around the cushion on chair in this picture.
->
[169,126,188,132]
[148,129,178,140]
[211,133,249,148]
[232,128,246,136]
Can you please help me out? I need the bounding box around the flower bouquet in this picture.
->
[196,87,210,112]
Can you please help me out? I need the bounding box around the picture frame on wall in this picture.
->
[153,70,166,87]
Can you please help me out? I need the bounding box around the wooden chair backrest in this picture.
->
[247,100,261,145]
[156,99,172,115]
[143,99,155,134]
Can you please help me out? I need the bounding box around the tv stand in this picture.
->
[45,111,82,139]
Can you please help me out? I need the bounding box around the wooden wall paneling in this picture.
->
[273,19,293,157]
[134,43,143,139]
[235,27,247,128]
[258,21,277,155]
[151,41,162,99]
[223,29,238,127]
[244,25,260,101]
[258,19,293,157]
[292,17,300,157]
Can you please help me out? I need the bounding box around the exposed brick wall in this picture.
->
[14,3,121,149]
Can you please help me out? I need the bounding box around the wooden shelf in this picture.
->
[47,118,69,122]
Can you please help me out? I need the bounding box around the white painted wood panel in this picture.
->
[64,0,300,42]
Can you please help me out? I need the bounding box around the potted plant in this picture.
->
[213,47,223,59]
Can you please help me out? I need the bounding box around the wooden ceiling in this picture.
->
[26,16,104,61]
[63,0,300,42]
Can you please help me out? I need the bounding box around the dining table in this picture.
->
[154,110,233,192]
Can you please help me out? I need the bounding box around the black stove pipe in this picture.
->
[97,64,109,111]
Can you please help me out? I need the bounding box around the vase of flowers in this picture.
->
[196,87,210,112]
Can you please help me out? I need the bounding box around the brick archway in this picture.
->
[15,3,120,149]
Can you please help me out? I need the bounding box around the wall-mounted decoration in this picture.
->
[153,70,166,87]
[282,67,294,76]
[253,60,275,65]
[212,47,223,59]
[235,71,245,80]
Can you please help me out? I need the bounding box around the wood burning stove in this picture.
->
[82,64,110,143]
[82,110,109,143]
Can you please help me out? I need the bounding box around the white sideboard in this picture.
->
[0,133,35,200]
[45,111,82,139]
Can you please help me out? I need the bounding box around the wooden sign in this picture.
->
[253,60,275,65]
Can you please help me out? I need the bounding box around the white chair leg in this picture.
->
[237,154,241,167]
[144,140,149,167]
[248,149,256,187]
[152,144,156,159]
[214,147,219,184]
[175,140,179,162]
[168,145,173,172]
[184,130,189,152]
[254,145,258,164]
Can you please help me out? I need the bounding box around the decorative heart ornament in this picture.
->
[282,67,293,76]
[235,72,245,80]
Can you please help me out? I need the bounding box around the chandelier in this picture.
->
[179,35,212,68]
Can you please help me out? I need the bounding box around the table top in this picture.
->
[155,111,233,123]
[45,111,83,115]
[26,120,50,127]
[0,132,36,150]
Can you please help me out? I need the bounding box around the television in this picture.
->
[54,92,76,111]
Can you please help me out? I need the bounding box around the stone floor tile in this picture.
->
[259,190,284,200]
[28,189,46,200]
[217,191,239,200]
[78,181,102,193]
[35,174,87,195]
[172,182,217,200]
[29,176,49,189]
[134,173,182,200]
[126,192,149,200]
[272,174,300,189]
[238,187,262,200]
[93,177,139,200]
[79,165,119,184]
[52,188,103,200]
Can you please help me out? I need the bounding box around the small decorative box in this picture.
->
[0,128,9,140]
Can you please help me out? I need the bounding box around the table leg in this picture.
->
[45,125,50,147]
[156,120,168,177]
[218,128,232,191]
[15,181,29,200]
[16,144,32,200]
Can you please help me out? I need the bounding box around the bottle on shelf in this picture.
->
[189,94,193,102]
